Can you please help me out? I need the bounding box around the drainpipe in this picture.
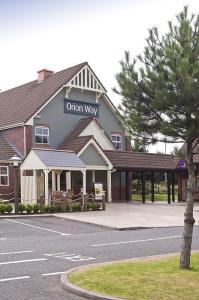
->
[23,123,27,157]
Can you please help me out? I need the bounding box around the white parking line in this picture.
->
[41,272,64,276]
[92,235,181,247]
[0,276,30,282]
[0,238,7,241]
[5,219,71,236]
[0,258,47,266]
[0,250,34,256]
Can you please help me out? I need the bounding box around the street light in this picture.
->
[10,155,22,214]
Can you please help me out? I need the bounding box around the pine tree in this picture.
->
[114,6,199,269]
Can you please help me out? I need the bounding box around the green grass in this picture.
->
[69,253,199,300]
[132,193,178,201]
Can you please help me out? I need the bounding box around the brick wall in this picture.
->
[3,127,24,155]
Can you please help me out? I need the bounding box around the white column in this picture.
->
[44,169,49,205]
[52,171,56,191]
[66,171,71,191]
[82,170,86,195]
[107,169,112,203]
[32,169,37,203]
[92,170,96,184]
[20,170,24,203]
[57,173,61,191]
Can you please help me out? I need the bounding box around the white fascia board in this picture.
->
[44,166,86,171]
[25,86,64,126]
[0,123,24,131]
[86,165,108,170]
[77,138,113,169]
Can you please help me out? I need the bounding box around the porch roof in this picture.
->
[20,148,86,170]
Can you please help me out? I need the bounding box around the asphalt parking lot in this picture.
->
[0,216,199,300]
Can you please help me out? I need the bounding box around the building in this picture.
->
[0,62,182,204]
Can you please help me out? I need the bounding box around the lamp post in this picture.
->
[10,155,22,214]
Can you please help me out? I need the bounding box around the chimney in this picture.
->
[37,69,54,81]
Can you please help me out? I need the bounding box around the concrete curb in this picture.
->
[60,268,121,300]
[0,213,54,219]
[60,251,199,300]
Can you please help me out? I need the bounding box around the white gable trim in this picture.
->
[77,138,113,170]
[79,120,115,151]
[20,150,45,170]
[67,65,106,94]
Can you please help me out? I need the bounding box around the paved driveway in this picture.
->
[55,202,199,229]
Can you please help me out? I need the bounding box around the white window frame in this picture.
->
[111,134,122,150]
[0,166,9,186]
[35,126,49,144]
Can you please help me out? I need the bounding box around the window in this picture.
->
[35,126,49,144]
[0,166,9,186]
[111,134,122,150]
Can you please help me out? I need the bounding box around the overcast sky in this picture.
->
[1,0,198,153]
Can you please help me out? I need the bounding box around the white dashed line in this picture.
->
[92,235,181,247]
[0,258,47,266]
[0,250,34,256]
[5,219,71,236]
[0,238,7,241]
[0,276,30,282]
[41,272,64,276]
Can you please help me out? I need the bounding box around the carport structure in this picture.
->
[104,150,179,203]
[20,148,86,204]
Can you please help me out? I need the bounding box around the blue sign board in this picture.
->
[64,99,99,117]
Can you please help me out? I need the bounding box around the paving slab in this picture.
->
[54,202,199,229]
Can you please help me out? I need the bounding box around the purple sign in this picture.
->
[176,159,186,170]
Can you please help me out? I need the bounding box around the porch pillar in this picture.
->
[92,170,96,184]
[167,171,171,204]
[57,173,61,191]
[141,171,145,203]
[107,169,112,203]
[66,171,71,191]
[20,170,24,203]
[52,171,56,191]
[32,169,37,203]
[172,172,175,202]
[44,169,50,205]
[82,170,86,195]
[178,174,182,202]
[151,171,155,202]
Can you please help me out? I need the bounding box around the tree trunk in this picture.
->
[179,143,195,269]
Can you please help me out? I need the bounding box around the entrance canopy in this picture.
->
[21,148,86,171]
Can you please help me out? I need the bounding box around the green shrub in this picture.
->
[91,202,101,210]
[18,203,26,213]
[71,203,81,212]
[0,204,7,214]
[55,204,62,213]
[32,204,40,214]
[25,204,33,214]
[49,204,57,213]
[87,202,91,210]
[6,204,13,214]
[43,205,50,213]
[66,203,72,212]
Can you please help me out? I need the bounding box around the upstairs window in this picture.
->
[111,134,122,150]
[35,126,49,144]
[0,166,9,186]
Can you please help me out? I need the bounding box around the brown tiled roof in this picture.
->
[0,133,18,160]
[59,136,92,154]
[0,62,87,128]
[104,150,176,171]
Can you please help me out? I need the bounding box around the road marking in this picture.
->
[0,238,7,241]
[5,219,71,236]
[92,235,181,247]
[41,272,64,276]
[0,258,47,266]
[0,276,30,282]
[45,252,96,262]
[0,250,34,256]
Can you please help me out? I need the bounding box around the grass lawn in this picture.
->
[132,193,178,201]
[69,253,199,300]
